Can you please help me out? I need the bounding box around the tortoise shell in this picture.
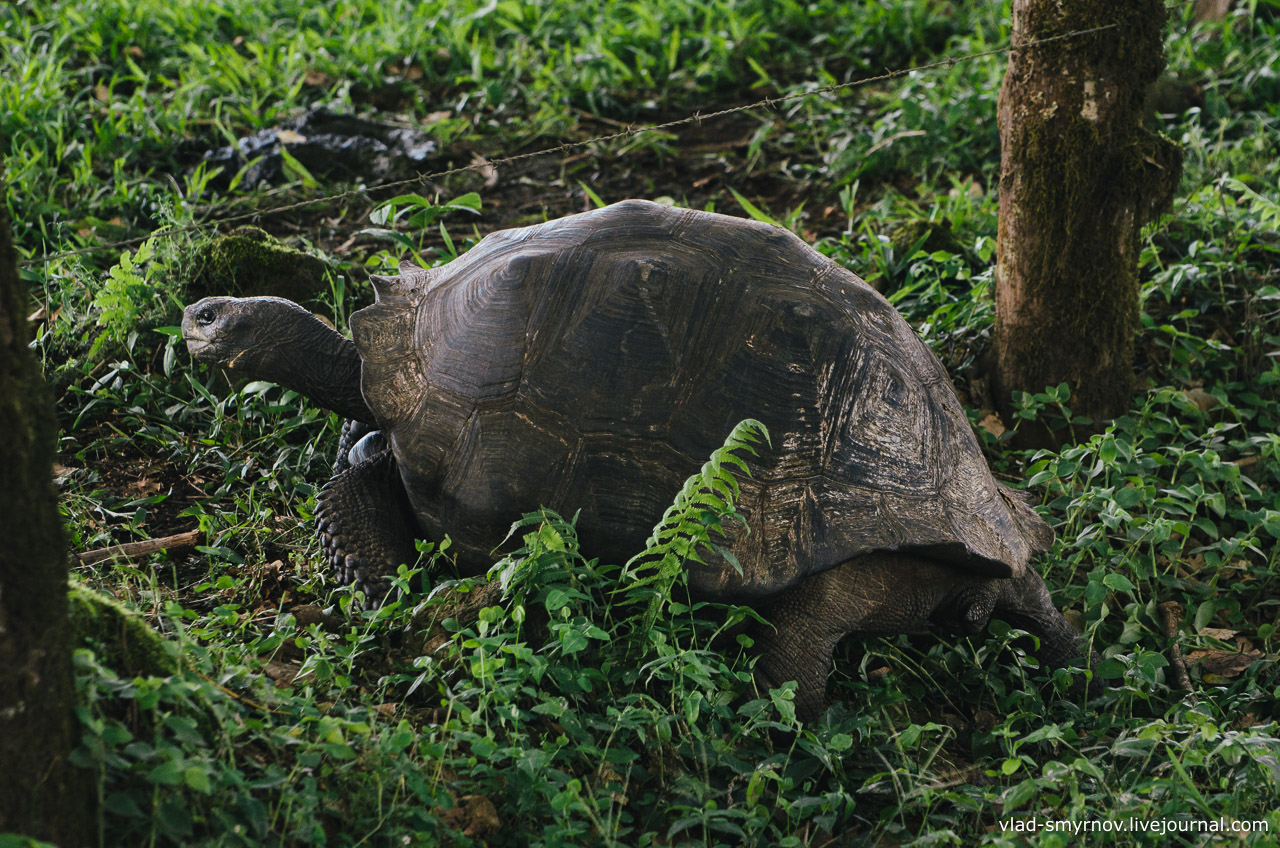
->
[349,200,1051,598]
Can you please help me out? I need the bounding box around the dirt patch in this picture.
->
[60,435,209,545]
[222,104,845,281]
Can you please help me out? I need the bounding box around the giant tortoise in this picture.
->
[182,199,1092,719]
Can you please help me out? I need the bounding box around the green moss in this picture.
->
[188,226,330,304]
[1008,113,1180,390]
[67,582,176,678]
[887,217,966,260]
[1027,0,1168,83]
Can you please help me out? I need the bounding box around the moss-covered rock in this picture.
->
[67,582,176,678]
[188,227,330,304]
[887,217,967,259]
[873,218,972,295]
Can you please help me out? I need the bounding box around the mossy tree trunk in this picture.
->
[0,182,95,843]
[994,0,1181,432]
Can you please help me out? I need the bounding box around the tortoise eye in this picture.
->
[196,307,217,325]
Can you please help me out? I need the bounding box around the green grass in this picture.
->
[4,0,1280,844]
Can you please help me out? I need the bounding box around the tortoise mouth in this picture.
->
[182,323,213,356]
[181,306,216,358]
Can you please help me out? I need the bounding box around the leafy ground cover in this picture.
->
[3,0,1279,844]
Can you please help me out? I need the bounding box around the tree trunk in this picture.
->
[0,186,95,842]
[994,0,1182,434]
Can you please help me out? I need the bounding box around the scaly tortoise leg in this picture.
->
[749,553,1095,723]
[332,419,381,475]
[314,446,417,606]
[993,569,1101,692]
[749,553,955,723]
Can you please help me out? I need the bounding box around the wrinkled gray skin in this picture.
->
[183,297,414,601]
[183,296,1095,722]
[750,553,1092,718]
[184,297,373,424]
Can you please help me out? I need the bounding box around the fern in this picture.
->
[617,418,770,634]
[462,420,770,672]
[90,237,160,357]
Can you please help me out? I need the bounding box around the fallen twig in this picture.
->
[77,529,203,566]
[1159,600,1193,692]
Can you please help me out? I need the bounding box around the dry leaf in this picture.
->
[866,665,892,682]
[289,604,338,630]
[385,59,423,80]
[264,660,300,687]
[978,412,1006,438]
[1187,648,1263,681]
[948,177,984,198]
[276,129,307,144]
[440,795,500,839]
[128,477,162,495]
[596,768,628,804]
[471,153,499,188]
[1182,387,1219,411]
[1179,553,1208,574]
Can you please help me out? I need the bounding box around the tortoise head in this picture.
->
[182,296,313,370]
[182,296,376,423]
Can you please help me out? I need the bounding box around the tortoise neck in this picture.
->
[251,311,375,424]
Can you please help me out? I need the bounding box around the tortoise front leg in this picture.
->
[749,554,1095,723]
[332,419,376,475]
[749,553,957,723]
[314,446,418,606]
[993,569,1100,690]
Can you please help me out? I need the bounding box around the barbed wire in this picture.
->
[18,22,1120,269]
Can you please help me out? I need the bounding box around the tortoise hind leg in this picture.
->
[315,446,417,607]
[749,588,846,723]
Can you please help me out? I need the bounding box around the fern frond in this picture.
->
[617,419,770,635]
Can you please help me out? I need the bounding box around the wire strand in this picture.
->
[17,22,1119,269]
